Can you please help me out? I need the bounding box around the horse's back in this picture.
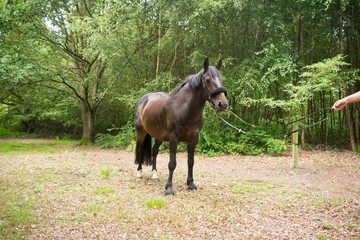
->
[136,92,170,140]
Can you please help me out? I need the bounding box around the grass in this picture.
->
[83,203,102,214]
[229,180,275,195]
[313,158,336,166]
[0,139,77,155]
[0,189,37,239]
[100,167,113,180]
[34,185,45,193]
[0,139,359,239]
[10,206,33,223]
[145,197,167,209]
[94,186,114,195]
[321,220,334,230]
[316,234,328,240]
[312,196,326,207]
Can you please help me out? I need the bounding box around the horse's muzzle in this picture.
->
[216,99,228,112]
[208,87,228,112]
[218,100,228,111]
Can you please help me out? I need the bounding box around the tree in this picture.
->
[36,1,109,143]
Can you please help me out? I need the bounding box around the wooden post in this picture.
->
[292,122,299,168]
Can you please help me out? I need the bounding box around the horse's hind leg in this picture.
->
[135,137,144,178]
[135,129,147,178]
[151,139,162,179]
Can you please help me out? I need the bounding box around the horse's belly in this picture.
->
[141,95,170,140]
[176,125,201,142]
[143,117,169,140]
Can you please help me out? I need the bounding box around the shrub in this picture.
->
[96,122,135,149]
[265,138,287,155]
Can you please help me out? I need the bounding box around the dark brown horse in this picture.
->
[134,58,228,195]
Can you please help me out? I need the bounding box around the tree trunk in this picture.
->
[155,1,162,78]
[345,107,356,151]
[80,100,96,143]
[76,64,98,144]
[298,14,306,147]
[339,1,356,151]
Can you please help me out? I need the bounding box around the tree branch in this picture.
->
[56,74,85,102]
[83,0,93,18]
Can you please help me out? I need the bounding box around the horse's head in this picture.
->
[201,58,228,112]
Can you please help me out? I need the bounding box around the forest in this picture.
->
[1,0,360,155]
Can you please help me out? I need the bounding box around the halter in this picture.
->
[209,87,228,98]
[201,76,227,102]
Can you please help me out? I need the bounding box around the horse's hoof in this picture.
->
[165,187,174,196]
[187,182,197,191]
[136,169,143,178]
[151,170,159,180]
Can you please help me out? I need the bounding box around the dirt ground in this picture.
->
[0,142,359,239]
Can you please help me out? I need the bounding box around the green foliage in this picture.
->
[78,138,92,146]
[356,145,360,156]
[2,0,360,150]
[0,125,24,137]
[198,129,224,156]
[300,55,349,91]
[96,122,135,149]
[197,108,288,156]
[289,55,350,104]
[265,138,288,155]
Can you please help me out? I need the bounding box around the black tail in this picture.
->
[135,134,152,166]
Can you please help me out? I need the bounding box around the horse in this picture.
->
[134,58,228,195]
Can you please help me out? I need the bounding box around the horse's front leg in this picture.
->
[186,144,197,191]
[165,138,178,195]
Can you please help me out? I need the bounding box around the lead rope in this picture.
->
[217,108,331,138]
[284,118,328,138]
[217,113,271,138]
[228,107,332,130]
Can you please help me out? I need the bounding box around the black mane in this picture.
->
[170,70,204,96]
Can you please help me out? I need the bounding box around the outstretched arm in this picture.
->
[332,91,360,110]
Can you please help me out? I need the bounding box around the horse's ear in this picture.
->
[216,59,222,70]
[204,57,209,72]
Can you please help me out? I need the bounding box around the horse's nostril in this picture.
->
[219,101,227,108]
[218,101,227,109]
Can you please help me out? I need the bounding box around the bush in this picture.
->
[0,126,24,137]
[265,138,288,155]
[96,122,135,149]
[356,144,360,156]
[197,109,288,156]
[96,111,288,156]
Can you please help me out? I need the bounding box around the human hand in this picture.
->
[332,99,348,110]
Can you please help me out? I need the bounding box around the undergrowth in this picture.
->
[96,118,288,156]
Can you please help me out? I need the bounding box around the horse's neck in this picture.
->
[181,86,207,122]
[190,97,206,120]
